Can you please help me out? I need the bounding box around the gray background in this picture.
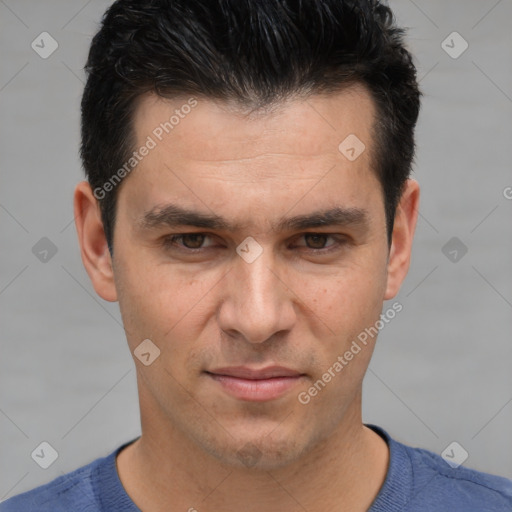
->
[1,0,511,501]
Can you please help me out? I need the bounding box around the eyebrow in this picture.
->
[137,203,370,233]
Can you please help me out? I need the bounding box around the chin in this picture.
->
[202,431,309,471]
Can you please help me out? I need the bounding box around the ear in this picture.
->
[384,178,420,300]
[74,181,118,302]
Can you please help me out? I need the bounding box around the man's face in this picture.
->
[110,86,396,469]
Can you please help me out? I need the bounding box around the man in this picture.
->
[2,0,511,510]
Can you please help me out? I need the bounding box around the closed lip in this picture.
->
[205,366,304,380]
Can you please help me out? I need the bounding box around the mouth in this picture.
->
[204,366,306,402]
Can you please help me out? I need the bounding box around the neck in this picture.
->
[117,387,389,512]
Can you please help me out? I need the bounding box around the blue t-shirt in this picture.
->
[2,425,511,511]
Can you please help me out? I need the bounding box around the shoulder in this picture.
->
[0,440,139,512]
[405,444,512,510]
[367,425,512,512]
[0,463,98,512]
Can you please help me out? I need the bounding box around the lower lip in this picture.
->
[206,373,304,401]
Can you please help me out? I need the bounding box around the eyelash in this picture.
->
[161,233,347,255]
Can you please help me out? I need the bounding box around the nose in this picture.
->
[217,246,297,344]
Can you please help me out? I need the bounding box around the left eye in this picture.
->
[296,233,338,250]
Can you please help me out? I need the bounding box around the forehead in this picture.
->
[120,85,382,232]
[131,85,376,168]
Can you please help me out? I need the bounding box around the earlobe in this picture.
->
[384,179,420,300]
[73,181,118,302]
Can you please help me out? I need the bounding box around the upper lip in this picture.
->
[207,366,303,380]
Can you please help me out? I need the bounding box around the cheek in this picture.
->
[296,270,383,408]
[300,263,386,337]
[116,255,222,350]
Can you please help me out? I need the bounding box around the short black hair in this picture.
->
[81,0,421,255]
